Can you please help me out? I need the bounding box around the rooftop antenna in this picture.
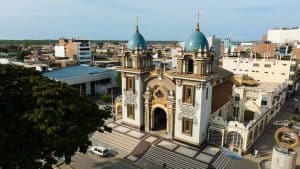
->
[195,11,201,32]
[136,16,139,32]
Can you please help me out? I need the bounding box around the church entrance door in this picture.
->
[153,108,167,131]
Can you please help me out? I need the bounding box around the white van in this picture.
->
[89,146,109,157]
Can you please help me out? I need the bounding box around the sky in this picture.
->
[0,0,299,41]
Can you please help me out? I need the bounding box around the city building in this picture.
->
[267,27,300,44]
[222,56,298,92]
[43,65,116,96]
[207,35,222,62]
[115,20,232,146]
[55,38,92,64]
[208,81,287,154]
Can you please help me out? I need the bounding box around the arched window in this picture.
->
[187,59,194,73]
[206,63,211,73]
[127,57,133,68]
[226,131,243,147]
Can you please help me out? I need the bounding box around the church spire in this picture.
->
[195,12,201,32]
[136,16,139,32]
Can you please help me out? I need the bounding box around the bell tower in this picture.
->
[117,19,153,128]
[173,15,215,145]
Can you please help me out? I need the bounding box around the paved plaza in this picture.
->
[67,94,300,169]
[87,120,233,169]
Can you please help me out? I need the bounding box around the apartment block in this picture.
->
[55,38,92,64]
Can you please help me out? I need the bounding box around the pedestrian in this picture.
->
[254,149,258,157]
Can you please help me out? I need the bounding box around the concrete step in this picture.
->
[92,132,136,151]
[212,152,231,169]
[91,131,139,152]
[142,146,207,169]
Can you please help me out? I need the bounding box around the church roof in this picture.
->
[127,26,147,50]
[184,23,209,52]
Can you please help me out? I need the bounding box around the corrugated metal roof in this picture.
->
[43,65,109,80]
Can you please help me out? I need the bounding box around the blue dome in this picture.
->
[184,31,209,52]
[127,30,147,50]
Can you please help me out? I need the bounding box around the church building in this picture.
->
[115,20,233,146]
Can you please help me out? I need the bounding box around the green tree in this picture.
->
[0,65,110,169]
[100,94,112,103]
[15,50,31,61]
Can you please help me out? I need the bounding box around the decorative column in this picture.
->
[177,59,183,73]
[167,90,176,139]
[144,87,152,132]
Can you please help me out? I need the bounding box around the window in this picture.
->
[183,85,195,104]
[235,95,240,101]
[253,63,259,67]
[186,59,194,73]
[218,110,222,116]
[95,78,111,85]
[182,118,193,136]
[264,72,268,74]
[261,100,267,106]
[206,88,209,100]
[283,64,287,66]
[281,73,285,75]
[127,104,134,119]
[264,64,271,68]
[233,107,239,118]
[126,77,135,92]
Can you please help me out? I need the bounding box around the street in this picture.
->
[70,152,139,169]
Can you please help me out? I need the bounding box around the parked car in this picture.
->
[89,146,109,157]
[272,120,291,127]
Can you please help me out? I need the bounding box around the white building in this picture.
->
[207,35,222,60]
[222,56,298,91]
[43,65,116,96]
[208,82,287,154]
[267,27,300,44]
[54,46,65,58]
[115,22,233,146]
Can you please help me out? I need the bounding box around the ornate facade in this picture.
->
[116,21,232,146]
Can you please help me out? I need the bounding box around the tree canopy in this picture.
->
[0,65,110,169]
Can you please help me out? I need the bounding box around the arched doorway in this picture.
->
[153,108,167,131]
[226,131,243,154]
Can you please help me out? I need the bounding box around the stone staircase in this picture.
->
[140,146,208,169]
[91,131,139,153]
[212,151,231,169]
[130,140,152,158]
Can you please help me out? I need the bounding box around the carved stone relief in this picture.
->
[177,99,199,124]
[124,91,137,108]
